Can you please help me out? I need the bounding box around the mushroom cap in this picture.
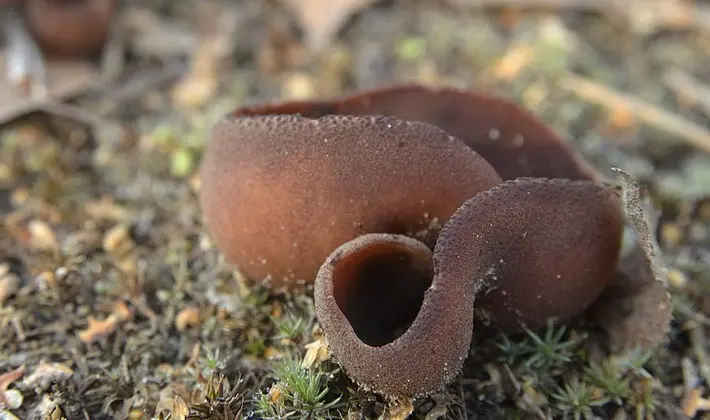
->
[234,84,598,181]
[314,233,474,397]
[199,114,502,288]
[435,177,623,332]
[24,0,116,57]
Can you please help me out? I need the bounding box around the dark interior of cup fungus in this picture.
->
[315,233,475,397]
[330,241,433,346]
[234,84,598,181]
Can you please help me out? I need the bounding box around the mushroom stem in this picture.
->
[315,233,474,397]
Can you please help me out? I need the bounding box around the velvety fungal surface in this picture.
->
[435,177,624,333]
[199,114,502,288]
[314,233,474,397]
[234,84,597,181]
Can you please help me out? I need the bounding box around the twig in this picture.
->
[688,323,710,390]
[663,67,710,117]
[560,72,710,153]
[441,0,710,34]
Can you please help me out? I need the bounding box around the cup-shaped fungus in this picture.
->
[437,177,624,333]
[315,178,624,396]
[314,233,475,397]
[234,84,598,181]
[199,114,502,288]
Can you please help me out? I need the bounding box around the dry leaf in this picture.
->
[384,397,414,420]
[103,224,137,275]
[112,300,134,322]
[78,314,120,343]
[278,0,379,51]
[490,44,534,81]
[0,269,20,305]
[175,307,201,331]
[27,219,58,251]
[0,365,25,408]
[301,336,331,369]
[171,395,189,420]
[0,51,99,124]
[0,366,25,391]
[585,168,672,353]
[22,362,73,391]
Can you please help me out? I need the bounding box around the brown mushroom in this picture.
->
[24,0,117,57]
[438,177,624,333]
[234,84,598,181]
[314,233,473,397]
[199,114,502,289]
[314,178,623,396]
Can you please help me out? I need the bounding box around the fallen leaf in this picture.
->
[175,307,201,332]
[0,268,20,305]
[22,362,73,391]
[301,336,330,369]
[278,0,380,51]
[0,365,25,408]
[27,219,58,251]
[170,395,189,420]
[78,314,120,343]
[0,51,99,125]
[0,366,25,391]
[490,44,534,81]
[384,397,414,420]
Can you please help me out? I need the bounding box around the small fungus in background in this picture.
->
[22,0,117,57]
[314,178,624,397]
[199,113,502,289]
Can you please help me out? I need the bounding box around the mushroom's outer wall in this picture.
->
[199,114,503,288]
[437,178,624,333]
[314,233,474,397]
[235,84,599,182]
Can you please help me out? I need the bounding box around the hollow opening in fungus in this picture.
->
[331,242,433,347]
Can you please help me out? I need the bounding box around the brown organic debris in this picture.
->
[560,72,710,154]
[278,0,380,51]
[175,306,201,331]
[0,366,25,408]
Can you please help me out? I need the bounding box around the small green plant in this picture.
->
[252,354,344,419]
[584,359,631,405]
[272,297,315,344]
[552,377,608,420]
[496,320,583,373]
[187,372,246,420]
[613,348,653,379]
[496,332,531,365]
[630,378,658,420]
[522,321,582,371]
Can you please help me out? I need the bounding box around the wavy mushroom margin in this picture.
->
[314,178,624,397]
